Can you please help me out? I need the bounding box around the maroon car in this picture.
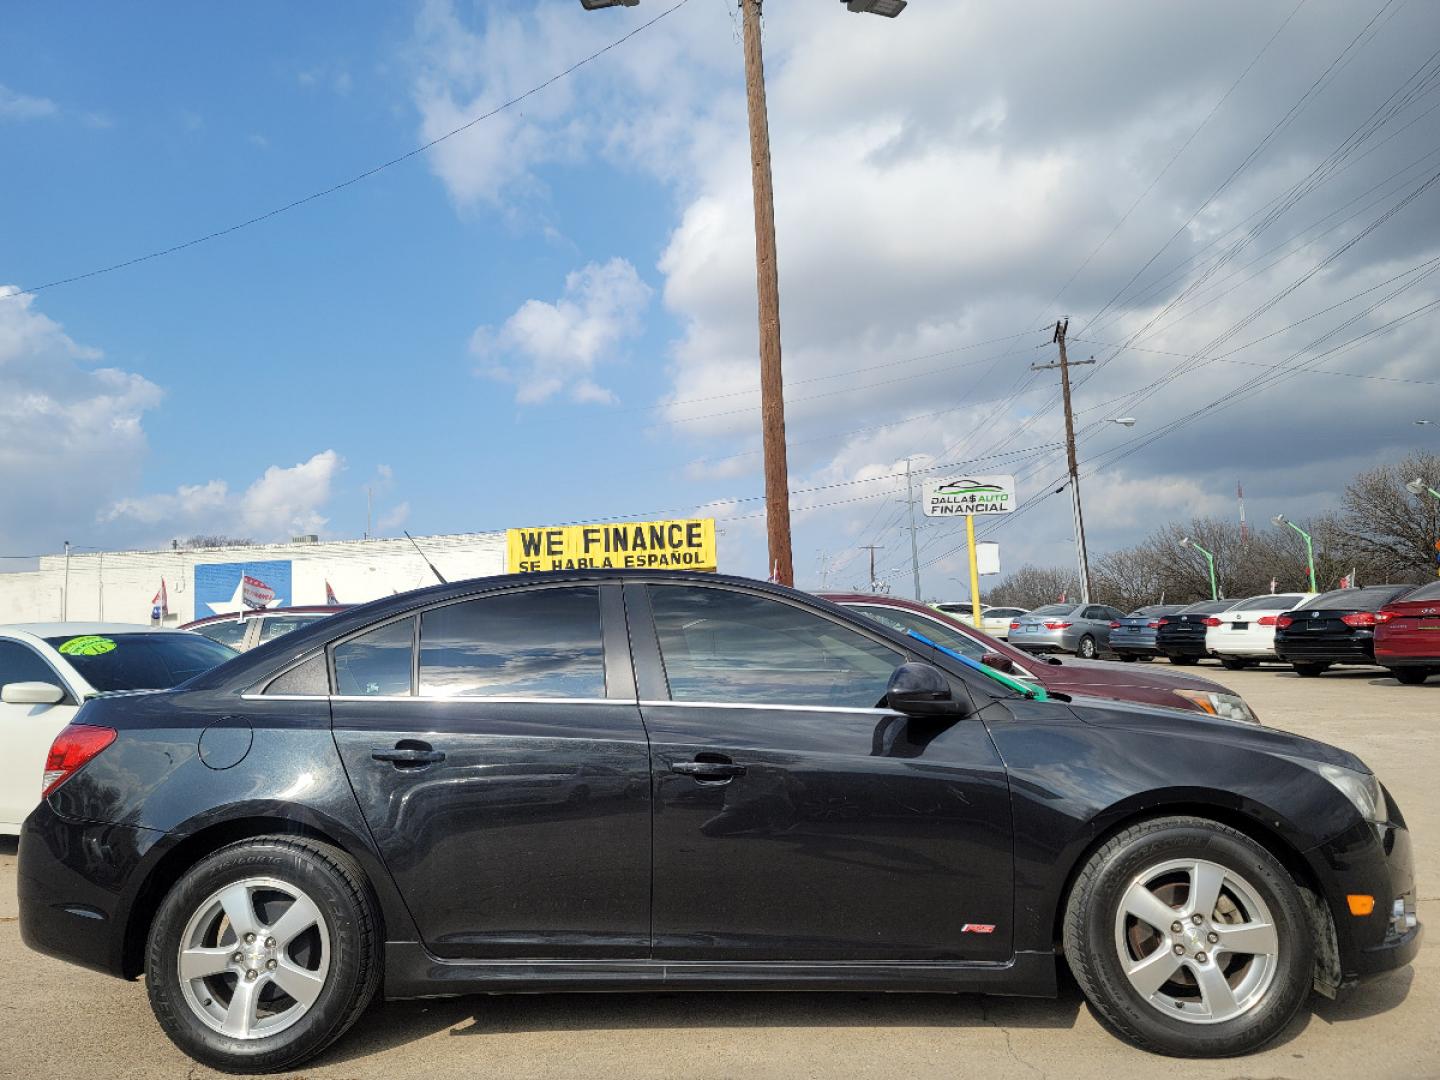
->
[180,606,346,652]
[820,592,1258,722]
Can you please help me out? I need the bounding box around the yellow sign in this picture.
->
[507,518,717,573]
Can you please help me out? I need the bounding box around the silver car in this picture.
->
[1008,602,1127,658]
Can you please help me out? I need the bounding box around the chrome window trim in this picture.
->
[638,699,898,716]
[242,693,637,705]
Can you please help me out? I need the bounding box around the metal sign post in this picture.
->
[921,474,1016,625]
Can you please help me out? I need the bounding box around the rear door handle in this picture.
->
[671,759,747,781]
[372,746,445,766]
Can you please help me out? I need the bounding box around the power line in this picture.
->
[1,0,695,299]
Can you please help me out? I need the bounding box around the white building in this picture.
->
[0,532,506,626]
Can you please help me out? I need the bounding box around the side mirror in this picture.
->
[980,652,1016,674]
[885,663,963,717]
[1,681,66,706]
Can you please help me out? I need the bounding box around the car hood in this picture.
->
[1062,693,1367,772]
[1038,656,1229,693]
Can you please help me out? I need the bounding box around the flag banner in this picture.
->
[151,579,168,621]
[241,575,276,609]
[325,580,339,606]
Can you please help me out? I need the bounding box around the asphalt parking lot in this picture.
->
[2,663,1435,1080]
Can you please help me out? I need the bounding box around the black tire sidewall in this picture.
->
[1069,821,1312,1057]
[1079,636,1098,658]
[146,839,374,1073]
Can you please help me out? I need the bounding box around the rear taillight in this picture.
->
[1109,621,1121,630]
[41,724,115,797]
[1257,615,1279,626]
[1202,617,1222,627]
[1009,621,1021,630]
[1342,611,1378,628]
[1376,609,1396,623]
[1146,620,1161,629]
[1276,615,1294,629]
[1156,618,1170,627]
[1044,620,1073,630]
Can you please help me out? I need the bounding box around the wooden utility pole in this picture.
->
[905,458,922,602]
[860,544,882,591]
[741,0,793,586]
[1032,319,1095,603]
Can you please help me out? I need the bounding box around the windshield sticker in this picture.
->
[57,635,118,657]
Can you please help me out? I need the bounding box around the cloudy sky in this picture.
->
[3,0,1438,597]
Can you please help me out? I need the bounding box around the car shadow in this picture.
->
[0,837,17,858]
[316,982,1088,1067]
[1310,967,1414,1024]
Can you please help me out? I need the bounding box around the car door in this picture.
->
[0,637,79,829]
[631,582,1014,964]
[329,583,652,960]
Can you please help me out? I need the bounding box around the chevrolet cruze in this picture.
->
[18,571,1420,1072]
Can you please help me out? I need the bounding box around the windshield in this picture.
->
[1027,604,1072,616]
[47,633,237,692]
[1232,594,1306,612]
[1182,600,1234,614]
[1300,585,1414,610]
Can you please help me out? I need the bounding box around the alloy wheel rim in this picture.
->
[1112,857,1279,1025]
[177,876,331,1040]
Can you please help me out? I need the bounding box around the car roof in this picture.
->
[0,622,166,637]
[182,606,344,628]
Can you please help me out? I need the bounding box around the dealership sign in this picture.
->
[922,474,1016,516]
[507,518,717,573]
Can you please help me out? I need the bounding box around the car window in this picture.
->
[257,614,326,644]
[41,633,235,692]
[844,604,988,660]
[1028,604,1071,617]
[650,586,903,709]
[1081,606,1105,620]
[0,639,67,694]
[986,608,1026,619]
[333,617,415,697]
[418,587,606,699]
[193,620,248,649]
[1399,580,1440,602]
[1233,594,1306,611]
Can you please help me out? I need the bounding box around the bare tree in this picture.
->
[1324,451,1440,583]
[178,535,256,549]
[986,564,1081,609]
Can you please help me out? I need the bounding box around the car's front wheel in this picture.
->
[1063,816,1312,1057]
[146,836,380,1074]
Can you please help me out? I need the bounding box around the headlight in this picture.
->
[1315,762,1385,824]
[1172,689,1259,723]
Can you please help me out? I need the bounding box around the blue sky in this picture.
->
[3,1,1439,596]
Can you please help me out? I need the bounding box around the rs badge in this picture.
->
[961,923,996,934]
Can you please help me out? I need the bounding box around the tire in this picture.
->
[1392,667,1432,686]
[1077,635,1099,660]
[1116,653,1138,663]
[1063,816,1312,1058]
[1219,657,1251,671]
[1167,655,1199,667]
[1292,662,1329,678]
[146,836,380,1074]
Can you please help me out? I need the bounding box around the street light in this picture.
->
[1111,417,1137,427]
[1406,477,1440,501]
[1179,536,1218,601]
[579,0,906,587]
[1272,514,1317,592]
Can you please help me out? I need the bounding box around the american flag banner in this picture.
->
[241,574,276,609]
[325,579,339,606]
[151,579,168,621]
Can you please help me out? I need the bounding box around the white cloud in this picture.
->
[0,287,162,551]
[0,84,57,121]
[378,501,411,531]
[472,257,651,404]
[101,451,344,541]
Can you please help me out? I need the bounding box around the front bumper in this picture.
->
[1309,809,1423,984]
[17,800,159,979]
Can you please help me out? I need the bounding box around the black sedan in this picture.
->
[1156,599,1235,664]
[18,571,1420,1071]
[1274,584,1419,677]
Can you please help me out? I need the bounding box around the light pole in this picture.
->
[1179,536,1218,601]
[1272,514,1317,592]
[579,0,906,586]
[1406,476,1440,501]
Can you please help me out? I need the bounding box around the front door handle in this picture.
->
[372,745,445,766]
[671,759,747,781]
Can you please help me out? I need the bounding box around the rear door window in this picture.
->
[417,587,606,699]
[333,617,416,697]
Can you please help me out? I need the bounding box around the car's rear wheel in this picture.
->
[1392,667,1433,685]
[1077,635,1099,659]
[1063,816,1311,1057]
[1167,655,1198,666]
[146,836,379,1074]
[1219,657,1251,671]
[1292,662,1329,678]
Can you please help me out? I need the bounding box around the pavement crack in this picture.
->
[979,1000,1048,1080]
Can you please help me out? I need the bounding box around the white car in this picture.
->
[1203,592,1317,670]
[0,623,237,835]
[933,604,1029,640]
